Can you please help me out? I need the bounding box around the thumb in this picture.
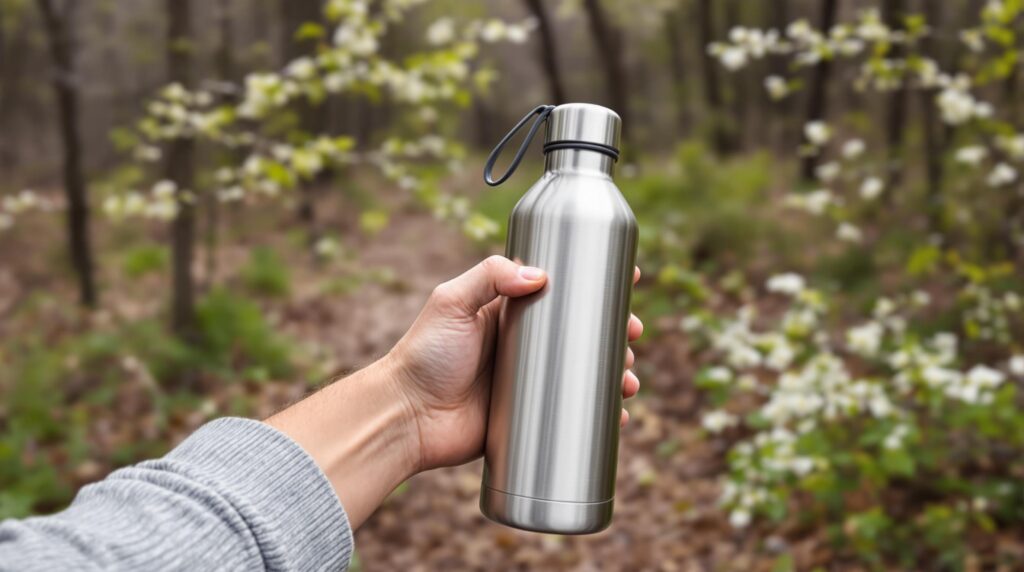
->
[431,255,546,317]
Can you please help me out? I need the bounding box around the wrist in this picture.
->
[376,351,425,475]
[266,357,421,528]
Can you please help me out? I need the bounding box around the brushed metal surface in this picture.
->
[481,104,637,535]
[545,102,622,148]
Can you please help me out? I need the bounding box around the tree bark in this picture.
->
[664,5,688,136]
[883,0,907,197]
[921,0,945,234]
[697,0,733,154]
[0,8,31,172]
[522,0,567,104]
[166,0,197,339]
[281,0,325,255]
[37,0,97,308]
[800,0,838,181]
[770,0,791,154]
[581,0,631,145]
[204,0,235,288]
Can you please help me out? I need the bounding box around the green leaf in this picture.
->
[294,22,325,41]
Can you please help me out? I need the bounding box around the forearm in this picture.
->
[266,355,421,529]
[0,418,353,572]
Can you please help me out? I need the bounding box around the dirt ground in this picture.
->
[0,192,819,571]
[268,207,800,571]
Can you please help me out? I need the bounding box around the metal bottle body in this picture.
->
[480,148,638,534]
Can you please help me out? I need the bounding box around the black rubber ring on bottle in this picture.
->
[484,105,556,187]
[542,140,620,161]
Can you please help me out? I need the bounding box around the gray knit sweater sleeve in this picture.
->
[0,417,353,571]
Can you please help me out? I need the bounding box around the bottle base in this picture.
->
[479,485,613,535]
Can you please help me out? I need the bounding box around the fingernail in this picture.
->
[518,266,544,281]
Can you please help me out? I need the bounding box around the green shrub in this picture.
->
[195,288,294,381]
[240,247,291,297]
[693,277,1024,566]
[122,244,168,279]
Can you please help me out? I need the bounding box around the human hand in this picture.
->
[386,255,644,473]
[268,255,642,528]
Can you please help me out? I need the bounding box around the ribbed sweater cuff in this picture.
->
[165,417,353,571]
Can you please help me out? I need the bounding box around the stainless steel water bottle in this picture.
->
[479,103,638,534]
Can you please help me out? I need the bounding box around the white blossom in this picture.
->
[836,222,863,243]
[846,322,883,356]
[804,121,831,146]
[815,161,840,182]
[705,366,734,384]
[719,46,748,71]
[841,138,865,159]
[859,177,884,200]
[986,162,1017,187]
[997,134,1024,160]
[425,17,455,45]
[936,84,990,125]
[1009,355,1024,376]
[960,29,985,53]
[764,75,789,100]
[955,145,988,166]
[767,273,806,296]
[729,509,752,529]
[785,189,833,215]
[702,410,739,433]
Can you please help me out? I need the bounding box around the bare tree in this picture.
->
[697,0,734,154]
[166,0,198,339]
[281,0,326,256]
[883,0,907,195]
[36,0,97,308]
[0,5,32,172]
[581,0,631,144]
[664,4,688,136]
[203,0,235,287]
[800,0,838,181]
[769,0,792,153]
[522,0,567,104]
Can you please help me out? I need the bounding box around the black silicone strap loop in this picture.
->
[542,140,620,161]
[484,105,556,187]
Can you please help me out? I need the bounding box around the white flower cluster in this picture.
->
[707,27,784,71]
[690,276,1015,529]
[784,189,834,215]
[960,284,1019,342]
[113,3,527,247]
[935,77,993,126]
[0,190,59,231]
[142,83,224,141]
[102,180,184,221]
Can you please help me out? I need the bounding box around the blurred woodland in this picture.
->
[5,0,1024,569]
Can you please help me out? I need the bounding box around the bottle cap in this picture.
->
[483,103,621,186]
[544,103,621,159]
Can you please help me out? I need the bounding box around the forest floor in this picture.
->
[0,184,842,572]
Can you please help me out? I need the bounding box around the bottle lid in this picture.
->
[544,103,621,159]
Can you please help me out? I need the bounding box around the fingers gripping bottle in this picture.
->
[479,103,638,534]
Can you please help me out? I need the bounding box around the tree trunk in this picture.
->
[166,0,198,339]
[204,0,234,288]
[800,0,838,181]
[281,0,325,255]
[770,0,791,154]
[37,0,97,308]
[522,0,567,104]
[921,0,945,234]
[0,8,31,172]
[883,0,907,198]
[664,5,688,136]
[697,0,733,154]
[581,0,631,145]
